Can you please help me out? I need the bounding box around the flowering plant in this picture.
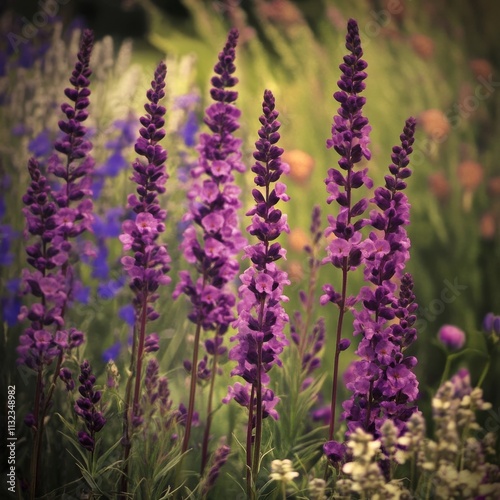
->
[2,9,499,500]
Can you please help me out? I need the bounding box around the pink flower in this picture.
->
[135,212,158,235]
[438,324,466,351]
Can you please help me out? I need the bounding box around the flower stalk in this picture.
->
[321,18,372,443]
[173,28,245,459]
[18,29,94,499]
[224,89,290,496]
[118,60,170,496]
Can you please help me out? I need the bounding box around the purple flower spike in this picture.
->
[48,29,95,231]
[324,440,347,468]
[323,18,373,445]
[119,62,170,493]
[438,324,466,351]
[344,118,419,438]
[59,367,75,391]
[202,444,231,496]
[174,28,245,336]
[74,360,106,453]
[174,29,246,458]
[482,312,500,339]
[17,30,97,499]
[119,60,171,319]
[225,90,289,484]
[227,89,290,394]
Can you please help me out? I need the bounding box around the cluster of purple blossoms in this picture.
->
[343,118,419,438]
[201,444,231,497]
[174,28,245,340]
[48,29,95,223]
[119,60,171,441]
[74,360,106,452]
[17,30,95,370]
[172,29,246,456]
[321,18,372,309]
[320,18,373,445]
[224,89,290,426]
[134,357,180,431]
[119,60,171,332]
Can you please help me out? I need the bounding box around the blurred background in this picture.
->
[1,0,500,445]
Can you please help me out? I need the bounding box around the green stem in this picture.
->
[476,358,491,388]
[439,353,455,387]
[297,250,320,363]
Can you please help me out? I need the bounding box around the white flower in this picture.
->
[269,459,299,483]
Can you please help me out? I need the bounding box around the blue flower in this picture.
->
[92,208,124,239]
[11,124,30,137]
[29,130,53,158]
[73,284,91,304]
[0,50,6,77]
[97,276,125,299]
[91,243,109,280]
[99,152,127,177]
[1,296,21,327]
[0,225,17,266]
[91,177,105,199]
[102,341,122,362]
[119,304,136,326]
[0,198,5,220]
[106,117,137,147]
[181,110,199,147]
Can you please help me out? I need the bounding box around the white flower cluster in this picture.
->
[334,427,411,499]
[415,375,500,499]
[331,372,500,499]
[308,478,327,500]
[269,459,299,484]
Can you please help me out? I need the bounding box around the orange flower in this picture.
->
[480,212,496,239]
[418,109,450,141]
[457,160,484,191]
[487,176,500,197]
[428,171,450,201]
[469,59,493,80]
[282,149,315,183]
[287,227,310,252]
[410,34,434,59]
[287,260,304,283]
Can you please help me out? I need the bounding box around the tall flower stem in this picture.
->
[201,328,221,472]
[29,370,43,500]
[20,29,94,498]
[174,29,244,458]
[132,291,149,420]
[223,89,289,498]
[121,290,150,494]
[182,320,202,453]
[297,242,321,362]
[118,60,170,497]
[252,342,264,479]
[246,384,256,500]
[321,18,371,443]
[328,257,349,441]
